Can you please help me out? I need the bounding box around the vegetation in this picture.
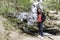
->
[0,0,31,13]
[43,0,60,12]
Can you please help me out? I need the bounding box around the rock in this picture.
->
[48,10,56,13]
[43,28,60,35]
[48,35,60,40]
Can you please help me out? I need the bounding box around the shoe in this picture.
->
[38,35,44,40]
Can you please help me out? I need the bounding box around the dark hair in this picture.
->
[37,8,42,15]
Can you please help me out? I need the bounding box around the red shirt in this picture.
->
[37,14,42,22]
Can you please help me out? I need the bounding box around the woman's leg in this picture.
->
[38,23,43,37]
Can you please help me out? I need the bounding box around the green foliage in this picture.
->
[16,0,31,12]
[0,0,16,13]
[0,6,15,13]
[43,0,60,11]
[0,0,31,13]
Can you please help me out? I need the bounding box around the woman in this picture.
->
[37,8,45,39]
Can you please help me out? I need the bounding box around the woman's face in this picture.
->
[38,9,42,12]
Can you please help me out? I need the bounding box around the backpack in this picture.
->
[42,13,46,22]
